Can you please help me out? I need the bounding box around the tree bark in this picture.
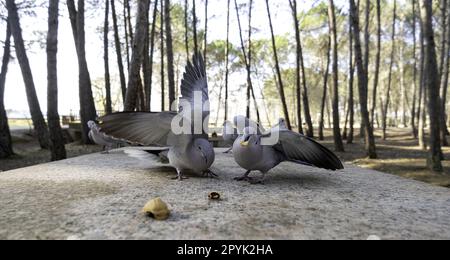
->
[160,0,165,111]
[124,0,150,111]
[144,0,159,112]
[67,0,97,144]
[348,16,355,145]
[104,0,112,114]
[165,0,176,108]
[411,0,419,138]
[204,0,208,63]
[123,0,130,69]
[224,0,231,121]
[192,0,199,54]
[265,0,292,130]
[418,0,427,150]
[371,0,381,127]
[328,0,344,152]
[110,0,127,102]
[0,22,13,159]
[382,0,397,140]
[184,0,190,59]
[420,0,443,172]
[7,0,50,149]
[440,0,450,146]
[350,0,377,158]
[319,35,331,141]
[47,0,66,161]
[234,0,260,123]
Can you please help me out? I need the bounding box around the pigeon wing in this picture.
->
[98,112,177,147]
[271,130,344,171]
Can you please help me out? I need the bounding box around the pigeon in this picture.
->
[271,118,288,131]
[87,121,127,153]
[222,116,265,153]
[98,53,216,180]
[232,119,344,184]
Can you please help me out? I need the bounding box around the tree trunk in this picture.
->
[204,0,208,63]
[371,0,381,129]
[418,0,427,150]
[265,0,292,130]
[328,0,344,152]
[382,0,397,141]
[224,0,231,121]
[104,0,112,114]
[420,0,443,172]
[411,0,418,138]
[439,0,447,79]
[47,0,66,161]
[125,0,134,58]
[246,0,252,119]
[124,0,150,111]
[234,0,260,123]
[160,0,165,111]
[350,0,377,159]
[67,0,98,144]
[319,35,331,141]
[192,0,199,54]
[7,0,50,149]
[165,0,176,108]
[144,0,159,112]
[184,0,190,59]
[440,0,450,146]
[399,23,408,128]
[363,0,370,78]
[0,22,13,159]
[348,15,355,145]
[289,0,303,134]
[123,1,130,69]
[110,0,127,103]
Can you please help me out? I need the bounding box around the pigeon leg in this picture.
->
[101,146,111,154]
[202,169,219,178]
[223,147,233,154]
[234,170,253,181]
[172,169,189,181]
[249,172,267,185]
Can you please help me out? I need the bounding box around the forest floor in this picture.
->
[1,128,450,188]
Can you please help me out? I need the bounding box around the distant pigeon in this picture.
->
[98,53,216,180]
[87,121,127,153]
[232,117,344,184]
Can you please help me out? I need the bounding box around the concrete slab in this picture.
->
[1,148,450,240]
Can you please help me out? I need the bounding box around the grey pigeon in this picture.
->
[271,118,288,131]
[98,53,215,180]
[87,121,127,153]
[232,123,344,184]
[222,116,265,153]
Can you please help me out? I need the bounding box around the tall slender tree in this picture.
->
[350,0,377,158]
[47,0,66,161]
[67,0,97,144]
[7,0,50,149]
[0,22,13,159]
[165,0,176,108]
[247,0,253,119]
[418,0,427,150]
[192,0,199,54]
[124,0,151,111]
[265,0,292,130]
[371,0,381,127]
[411,0,418,138]
[160,0,165,111]
[224,0,231,121]
[328,0,344,152]
[382,0,397,140]
[420,0,443,172]
[184,0,190,59]
[204,0,208,63]
[440,0,450,146]
[145,0,159,111]
[110,0,127,102]
[348,16,355,145]
[103,0,112,114]
[319,35,331,141]
[234,0,260,123]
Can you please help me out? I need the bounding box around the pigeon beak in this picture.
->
[240,141,249,147]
